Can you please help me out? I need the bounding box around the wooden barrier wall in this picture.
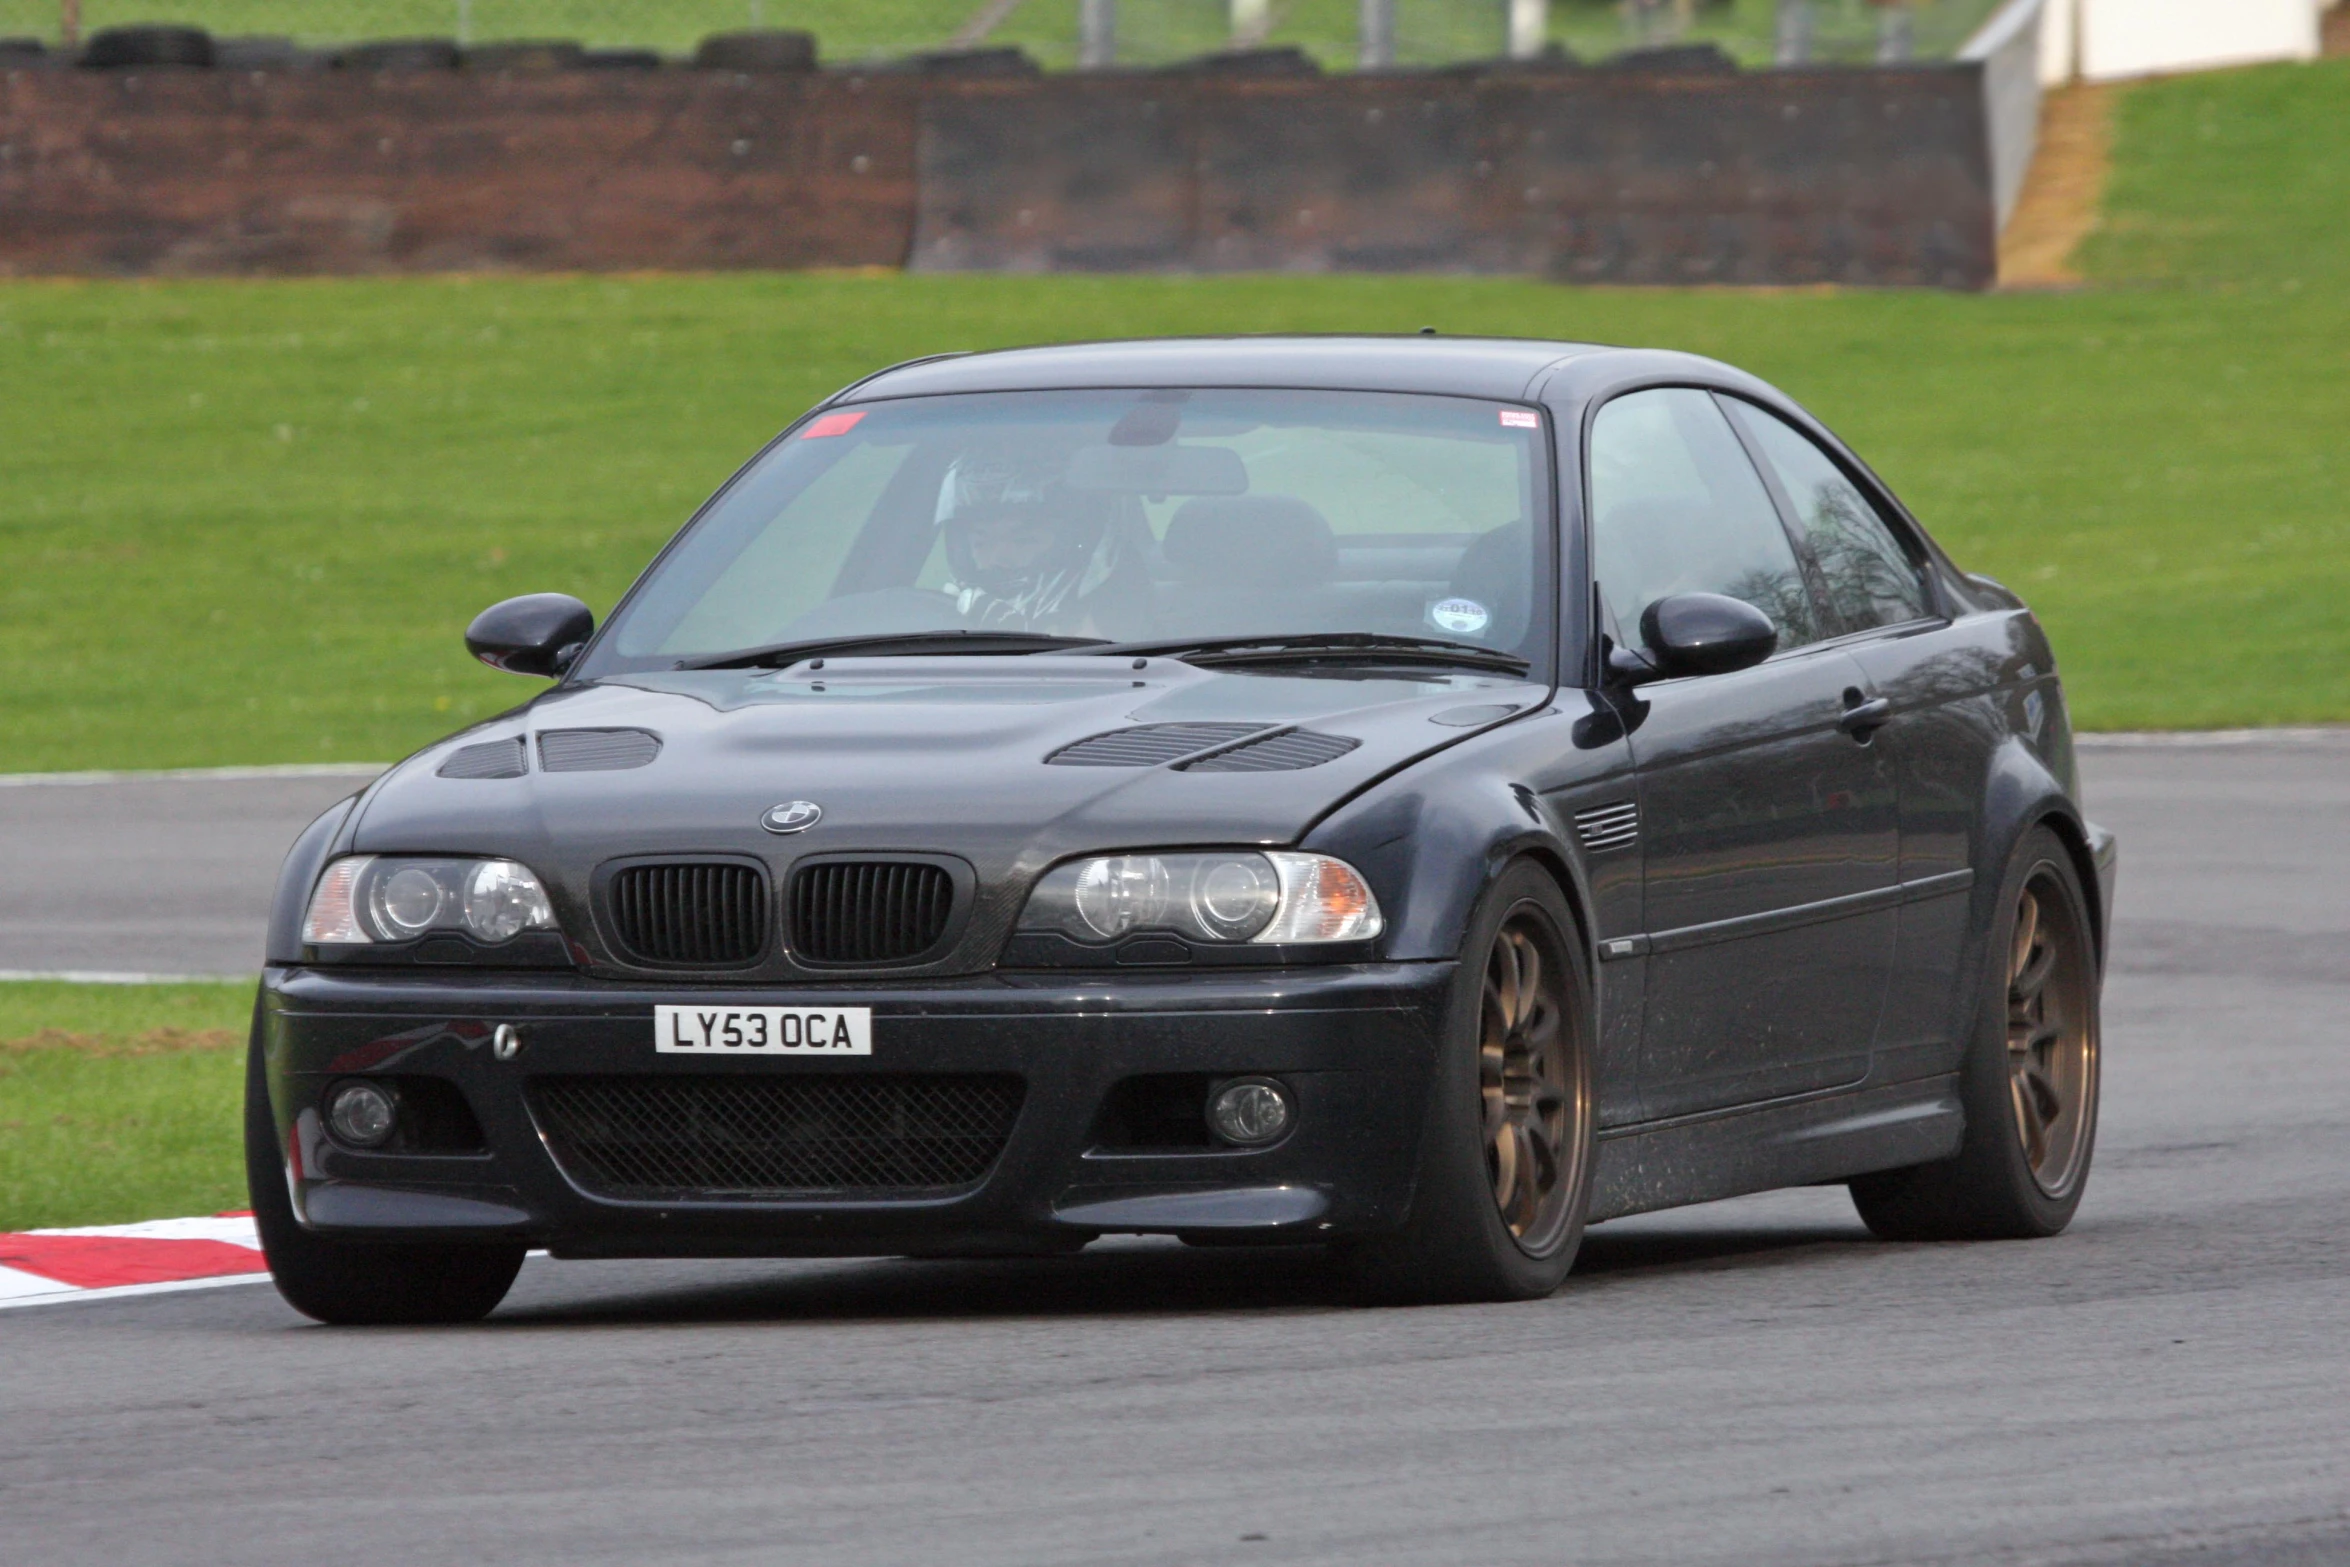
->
[0,63,1997,287]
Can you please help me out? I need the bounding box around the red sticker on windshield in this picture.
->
[1498,408,1540,429]
[801,411,867,439]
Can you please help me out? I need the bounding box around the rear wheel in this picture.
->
[1850,826,2101,1240]
[1346,863,1595,1302]
[244,1016,524,1325]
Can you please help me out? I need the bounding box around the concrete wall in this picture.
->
[2076,0,2320,82]
[1,61,2003,288]
[1961,0,2046,229]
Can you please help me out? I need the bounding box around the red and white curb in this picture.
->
[0,1212,268,1309]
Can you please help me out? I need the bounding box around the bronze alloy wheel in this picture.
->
[1480,910,1585,1255]
[2006,867,2098,1197]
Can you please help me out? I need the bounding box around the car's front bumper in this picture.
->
[258,962,1452,1256]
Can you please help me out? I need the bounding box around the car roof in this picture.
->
[834,335,1630,405]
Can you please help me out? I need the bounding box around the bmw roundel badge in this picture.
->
[760,800,823,834]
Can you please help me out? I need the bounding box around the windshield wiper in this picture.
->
[1089,633,1532,676]
[677,631,1109,671]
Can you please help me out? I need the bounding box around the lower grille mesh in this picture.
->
[531,1074,1024,1197]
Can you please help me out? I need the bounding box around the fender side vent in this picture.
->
[437,738,527,779]
[1179,729,1361,773]
[1045,722,1264,767]
[540,728,661,772]
[1574,800,1640,852]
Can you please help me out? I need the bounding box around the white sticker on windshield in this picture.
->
[1429,597,1491,636]
[1498,408,1541,429]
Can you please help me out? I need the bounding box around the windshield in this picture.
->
[578,388,1554,678]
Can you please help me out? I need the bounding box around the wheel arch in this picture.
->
[1973,735,2109,1000]
[2029,806,2108,969]
[1303,770,1601,974]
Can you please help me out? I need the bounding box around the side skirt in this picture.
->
[1588,1074,1962,1224]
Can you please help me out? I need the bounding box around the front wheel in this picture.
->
[1345,862,1597,1303]
[244,1015,525,1325]
[1850,825,2102,1240]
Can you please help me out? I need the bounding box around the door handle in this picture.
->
[1837,695,1893,739]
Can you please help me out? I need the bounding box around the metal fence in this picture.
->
[2,0,2005,69]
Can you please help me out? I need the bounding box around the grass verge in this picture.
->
[0,982,254,1231]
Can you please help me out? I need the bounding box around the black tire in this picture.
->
[691,30,817,72]
[1345,862,1597,1303]
[244,1013,525,1325]
[336,38,461,72]
[1851,825,2101,1240]
[80,25,214,69]
[464,40,586,73]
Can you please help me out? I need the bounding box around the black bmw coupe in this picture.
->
[249,336,2116,1321]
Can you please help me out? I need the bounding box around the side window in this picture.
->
[1726,401,1931,632]
[1588,388,1823,654]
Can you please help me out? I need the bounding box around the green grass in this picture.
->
[0,982,253,1230]
[2,58,2347,775]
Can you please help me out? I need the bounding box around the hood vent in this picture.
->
[540,728,661,773]
[437,737,527,780]
[1046,722,1264,768]
[1180,728,1360,773]
[1574,800,1640,853]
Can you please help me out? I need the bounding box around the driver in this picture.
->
[938,449,1147,635]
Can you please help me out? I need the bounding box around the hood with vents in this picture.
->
[350,657,1543,877]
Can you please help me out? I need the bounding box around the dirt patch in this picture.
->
[0,1028,240,1058]
[1999,84,2116,288]
[2325,4,2350,57]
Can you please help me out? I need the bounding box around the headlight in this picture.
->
[302,856,558,945]
[1019,851,1381,946]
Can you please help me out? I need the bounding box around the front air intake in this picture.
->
[788,861,956,966]
[604,862,769,967]
[531,1074,1025,1198]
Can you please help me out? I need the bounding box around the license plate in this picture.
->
[653,1005,872,1057]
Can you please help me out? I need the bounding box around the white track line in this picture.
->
[0,969,254,985]
[2074,726,2350,747]
[0,763,386,788]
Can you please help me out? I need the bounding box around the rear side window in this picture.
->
[1588,388,1823,653]
[1726,401,1931,632]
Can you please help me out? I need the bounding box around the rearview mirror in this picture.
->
[1063,443,1248,495]
[1636,592,1777,680]
[465,593,594,677]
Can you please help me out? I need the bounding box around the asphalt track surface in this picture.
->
[3,735,2348,1566]
[0,765,381,979]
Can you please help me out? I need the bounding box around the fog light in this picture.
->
[1208,1078,1293,1147]
[326,1080,398,1148]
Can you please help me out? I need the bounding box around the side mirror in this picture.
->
[1635,592,1777,680]
[465,593,594,678]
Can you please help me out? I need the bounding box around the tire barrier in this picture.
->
[0,49,2002,287]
